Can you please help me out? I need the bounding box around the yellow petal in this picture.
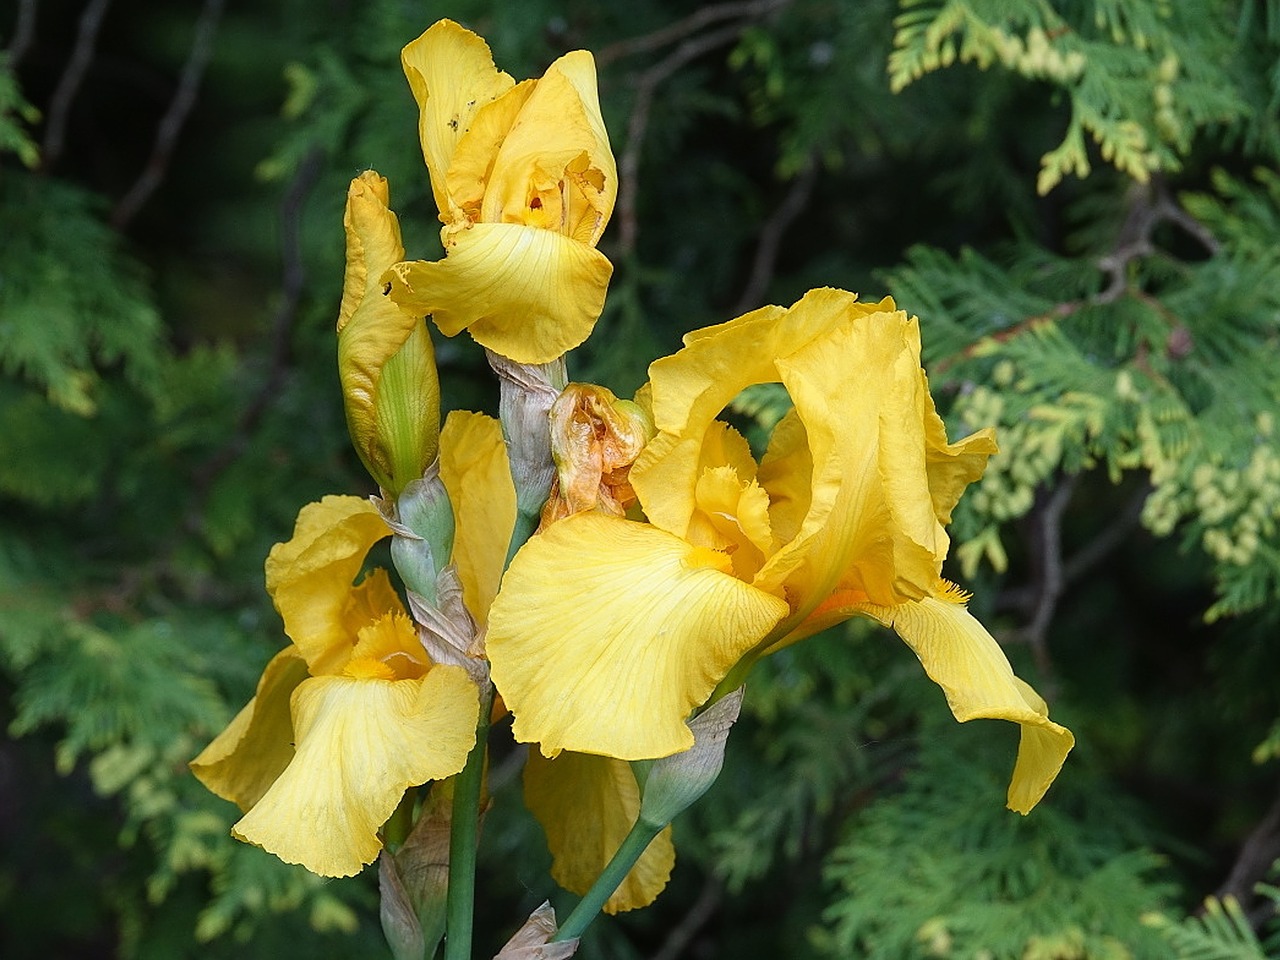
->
[338,173,441,494]
[190,648,309,811]
[859,595,1074,813]
[386,222,612,365]
[483,51,617,245]
[445,80,536,219]
[523,751,674,913]
[232,666,479,877]
[346,610,429,681]
[487,513,789,759]
[400,20,515,214]
[265,496,392,676]
[438,411,516,627]
[921,371,998,524]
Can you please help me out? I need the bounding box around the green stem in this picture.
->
[551,816,666,943]
[443,683,494,960]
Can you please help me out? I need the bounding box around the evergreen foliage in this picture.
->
[3,0,1280,956]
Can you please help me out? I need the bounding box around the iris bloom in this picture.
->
[487,288,1074,814]
[385,19,617,365]
[191,495,479,877]
[338,171,440,497]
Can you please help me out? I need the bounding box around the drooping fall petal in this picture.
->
[264,496,393,676]
[338,171,440,495]
[385,222,612,365]
[190,648,309,811]
[523,751,674,914]
[400,20,515,214]
[232,666,479,877]
[437,411,516,627]
[487,513,789,759]
[857,594,1074,813]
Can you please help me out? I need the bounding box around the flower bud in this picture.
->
[338,171,441,497]
[637,687,743,828]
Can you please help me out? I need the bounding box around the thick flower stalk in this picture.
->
[190,496,479,877]
[338,171,440,498]
[487,288,1074,814]
[384,19,618,364]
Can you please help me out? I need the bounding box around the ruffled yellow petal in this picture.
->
[487,513,789,759]
[385,222,612,365]
[232,666,479,877]
[523,751,674,913]
[437,411,515,627]
[337,172,440,495]
[483,51,616,245]
[264,496,392,676]
[921,373,999,525]
[400,20,515,214]
[858,595,1074,813]
[190,647,309,811]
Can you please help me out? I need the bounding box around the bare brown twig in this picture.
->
[733,154,818,314]
[1217,784,1280,927]
[5,0,39,66]
[111,0,225,229]
[184,146,327,535]
[39,0,112,169]
[611,0,792,256]
[597,0,789,68]
[1006,476,1077,686]
[647,876,722,960]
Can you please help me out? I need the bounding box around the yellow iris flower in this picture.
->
[486,288,1074,815]
[384,19,617,365]
[338,170,440,497]
[190,494,479,878]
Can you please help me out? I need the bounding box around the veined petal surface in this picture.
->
[232,666,479,877]
[264,496,393,676]
[385,222,611,365]
[859,595,1074,813]
[487,513,789,759]
[190,648,309,811]
[523,750,674,913]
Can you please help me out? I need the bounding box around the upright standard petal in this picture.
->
[437,411,516,627]
[338,172,440,495]
[401,20,515,214]
[523,751,674,913]
[487,513,789,759]
[264,496,393,676]
[482,51,617,244]
[232,666,479,877]
[385,222,612,365]
[858,594,1074,813]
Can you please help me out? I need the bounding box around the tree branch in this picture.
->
[647,875,722,960]
[733,154,818,314]
[111,0,225,229]
[597,0,790,67]
[184,146,326,534]
[39,0,112,169]
[5,0,39,67]
[1217,783,1280,925]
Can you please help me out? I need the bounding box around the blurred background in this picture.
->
[3,0,1280,957]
